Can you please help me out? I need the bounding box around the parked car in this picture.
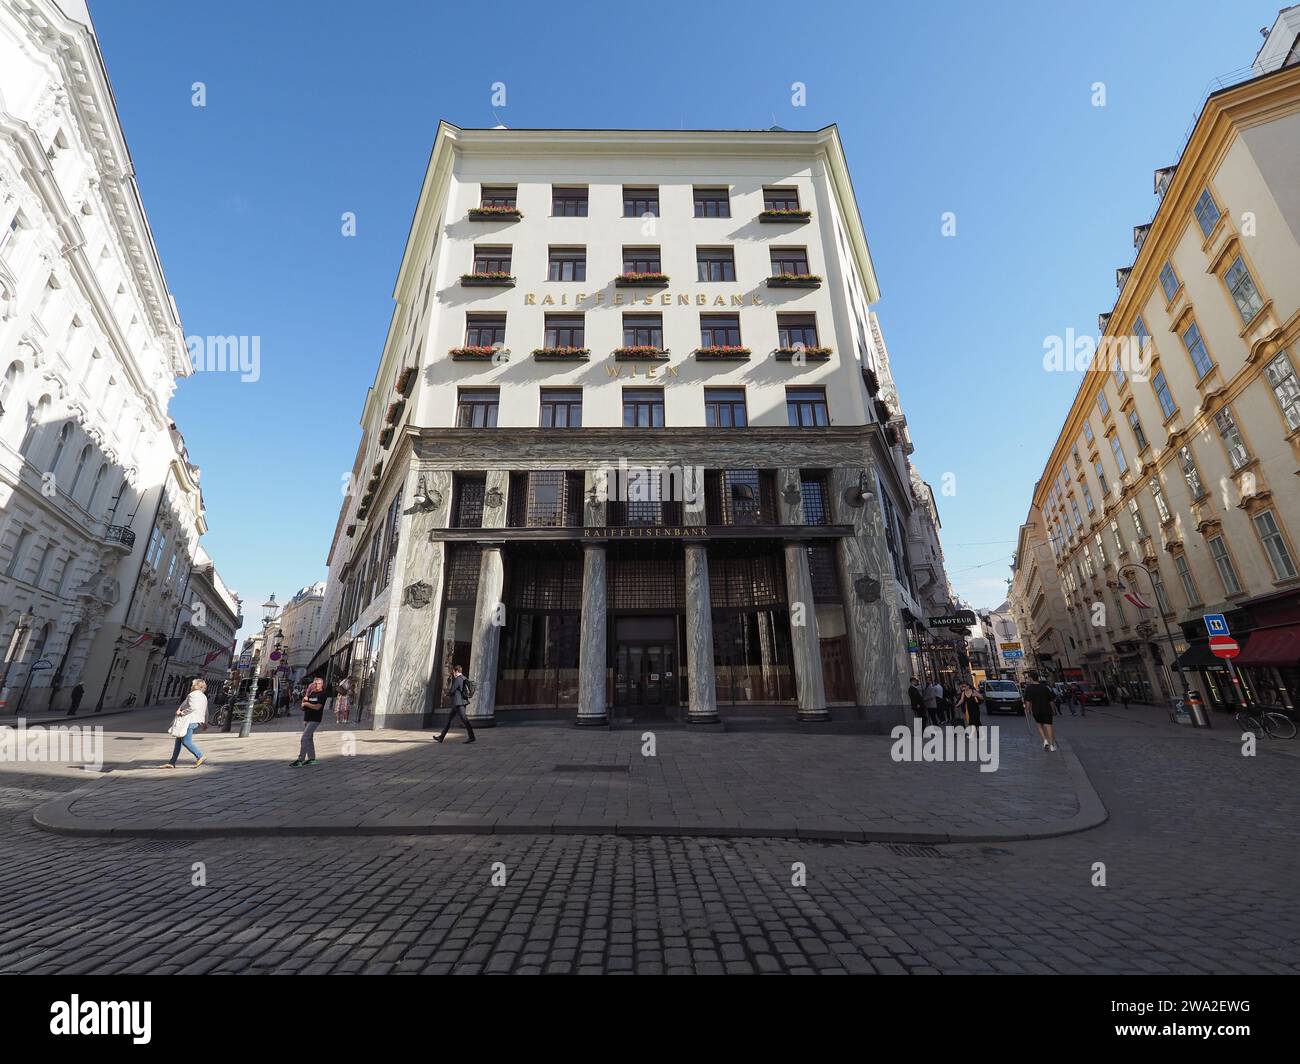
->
[978,679,1024,714]
[1076,683,1109,705]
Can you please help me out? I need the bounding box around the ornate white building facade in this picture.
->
[321,123,949,731]
[0,0,234,713]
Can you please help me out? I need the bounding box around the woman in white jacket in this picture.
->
[162,678,208,768]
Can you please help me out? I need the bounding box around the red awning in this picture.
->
[1236,625,1300,667]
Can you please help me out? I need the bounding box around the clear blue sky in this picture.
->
[89,0,1278,634]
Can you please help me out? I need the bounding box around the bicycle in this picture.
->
[1234,707,1297,740]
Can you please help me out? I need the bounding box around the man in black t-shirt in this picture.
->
[1022,671,1058,752]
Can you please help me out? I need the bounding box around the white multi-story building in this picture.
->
[0,0,232,713]
[278,580,325,685]
[321,123,948,731]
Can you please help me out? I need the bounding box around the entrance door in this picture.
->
[612,617,679,718]
[616,642,675,710]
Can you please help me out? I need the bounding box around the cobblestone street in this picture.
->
[1,707,1296,974]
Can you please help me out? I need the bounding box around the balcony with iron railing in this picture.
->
[104,524,136,551]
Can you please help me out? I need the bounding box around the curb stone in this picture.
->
[30,741,1108,844]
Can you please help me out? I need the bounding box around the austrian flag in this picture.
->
[1123,590,1153,610]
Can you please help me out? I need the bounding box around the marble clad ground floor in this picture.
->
[348,430,918,731]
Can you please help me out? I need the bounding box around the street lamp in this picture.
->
[0,610,36,713]
[1115,562,1191,705]
[240,594,279,738]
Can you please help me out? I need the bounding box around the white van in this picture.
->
[978,679,1024,714]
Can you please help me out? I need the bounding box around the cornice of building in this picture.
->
[6,0,188,375]
[1031,61,1300,514]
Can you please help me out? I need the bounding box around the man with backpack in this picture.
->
[434,664,477,744]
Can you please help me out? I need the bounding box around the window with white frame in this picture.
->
[1149,478,1170,523]
[1264,351,1300,431]
[1128,498,1147,540]
[1253,510,1297,581]
[1214,407,1250,470]
[1174,553,1199,604]
[1094,460,1109,497]
[1181,321,1214,379]
[1207,535,1242,595]
[1224,256,1264,324]
[1110,435,1128,474]
[1159,262,1180,301]
[1179,446,1205,500]
[1193,189,1221,237]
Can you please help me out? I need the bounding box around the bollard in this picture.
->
[1187,690,1211,729]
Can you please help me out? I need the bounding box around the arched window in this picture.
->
[0,361,19,417]
[19,395,50,457]
[48,421,72,474]
[4,528,31,578]
[68,444,92,498]
[86,462,107,513]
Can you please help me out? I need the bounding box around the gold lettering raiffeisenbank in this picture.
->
[584,526,690,539]
[525,291,762,307]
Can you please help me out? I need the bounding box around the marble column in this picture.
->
[576,543,609,726]
[684,542,719,724]
[466,542,505,726]
[776,467,828,721]
[783,542,829,722]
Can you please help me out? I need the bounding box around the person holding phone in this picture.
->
[292,676,330,767]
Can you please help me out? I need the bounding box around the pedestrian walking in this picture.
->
[1022,670,1058,752]
[292,676,330,767]
[162,678,208,768]
[1066,684,1080,717]
[955,681,983,732]
[1119,684,1131,710]
[67,682,84,716]
[908,676,925,723]
[434,664,477,744]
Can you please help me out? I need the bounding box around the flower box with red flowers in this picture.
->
[460,272,516,287]
[758,208,812,223]
[385,400,405,425]
[614,272,670,287]
[379,427,394,447]
[468,206,523,221]
[395,366,416,395]
[694,346,751,361]
[345,524,356,538]
[612,346,670,361]
[449,346,509,361]
[532,347,591,361]
[774,346,833,361]
[766,274,822,288]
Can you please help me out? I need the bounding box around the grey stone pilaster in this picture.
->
[829,466,910,718]
[684,543,719,723]
[576,544,609,726]
[372,466,451,729]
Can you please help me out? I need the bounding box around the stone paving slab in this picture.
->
[30,721,1107,843]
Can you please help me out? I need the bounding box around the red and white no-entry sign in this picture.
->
[1209,635,1240,659]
